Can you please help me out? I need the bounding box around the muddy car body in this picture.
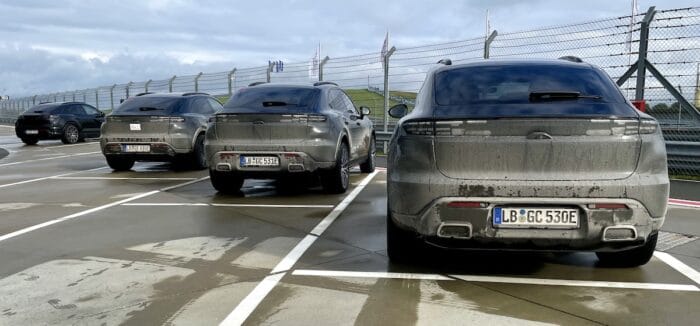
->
[205,82,376,194]
[100,92,222,171]
[386,58,669,266]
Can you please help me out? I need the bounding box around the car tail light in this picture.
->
[404,120,490,136]
[447,201,488,208]
[588,203,629,209]
[169,117,186,123]
[280,114,327,123]
[49,115,61,122]
[639,119,658,134]
[403,121,434,135]
[216,114,239,122]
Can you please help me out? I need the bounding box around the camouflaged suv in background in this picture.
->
[205,82,376,194]
[100,92,223,171]
[386,58,669,267]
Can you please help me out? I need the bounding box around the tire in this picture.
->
[359,136,376,173]
[21,137,38,145]
[190,134,208,170]
[596,232,658,267]
[61,124,80,144]
[106,156,135,171]
[386,208,421,263]
[210,169,244,195]
[321,142,350,194]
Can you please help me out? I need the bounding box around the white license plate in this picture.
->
[24,130,38,135]
[240,156,279,167]
[123,144,150,153]
[129,123,141,131]
[493,207,579,228]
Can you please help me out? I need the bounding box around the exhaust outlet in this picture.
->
[437,223,472,239]
[602,226,637,242]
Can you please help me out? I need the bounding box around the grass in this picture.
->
[670,175,700,181]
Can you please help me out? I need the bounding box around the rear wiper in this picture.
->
[262,101,289,107]
[138,107,164,111]
[529,91,602,102]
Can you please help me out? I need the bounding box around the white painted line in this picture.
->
[0,177,210,243]
[0,125,14,129]
[122,203,210,206]
[0,166,108,189]
[53,177,198,181]
[450,274,699,292]
[212,203,334,209]
[654,251,700,286]
[671,178,700,183]
[0,151,101,167]
[668,198,700,209]
[219,170,380,326]
[309,171,380,236]
[293,269,452,281]
[219,273,285,326]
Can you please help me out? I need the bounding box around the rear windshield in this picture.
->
[434,65,625,106]
[24,104,59,114]
[223,87,320,112]
[113,97,182,115]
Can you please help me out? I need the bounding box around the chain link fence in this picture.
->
[1,6,699,176]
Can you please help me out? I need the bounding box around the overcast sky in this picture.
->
[0,0,696,96]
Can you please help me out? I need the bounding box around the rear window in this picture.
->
[434,65,624,106]
[24,104,60,114]
[113,97,182,115]
[224,87,320,112]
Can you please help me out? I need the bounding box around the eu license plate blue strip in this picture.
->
[494,207,502,224]
[240,156,246,166]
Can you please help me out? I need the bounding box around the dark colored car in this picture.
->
[100,92,222,171]
[386,58,668,267]
[205,82,376,194]
[15,102,105,145]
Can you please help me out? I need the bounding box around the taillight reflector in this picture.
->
[588,203,629,209]
[447,201,487,208]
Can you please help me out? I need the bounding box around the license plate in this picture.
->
[123,144,150,153]
[240,156,279,167]
[24,130,38,135]
[493,207,579,228]
[129,123,141,131]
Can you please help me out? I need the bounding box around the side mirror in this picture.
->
[360,106,371,118]
[388,104,408,119]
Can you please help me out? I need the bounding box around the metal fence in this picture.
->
[1,6,699,176]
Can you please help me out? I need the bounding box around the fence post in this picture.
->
[635,7,656,101]
[266,62,274,83]
[32,95,37,105]
[383,46,396,152]
[194,72,203,92]
[319,56,330,82]
[168,75,176,93]
[95,89,99,109]
[125,81,134,98]
[227,68,237,96]
[145,79,152,93]
[484,30,498,59]
[110,84,116,110]
[72,92,76,102]
[82,90,87,103]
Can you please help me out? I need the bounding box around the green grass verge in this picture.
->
[670,175,700,181]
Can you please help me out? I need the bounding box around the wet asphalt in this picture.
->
[0,124,699,325]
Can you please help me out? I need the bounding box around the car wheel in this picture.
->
[359,136,376,173]
[106,156,135,171]
[596,232,658,267]
[190,134,208,170]
[21,137,38,145]
[386,208,421,263]
[210,169,244,195]
[61,124,80,144]
[321,142,350,194]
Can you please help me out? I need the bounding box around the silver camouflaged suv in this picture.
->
[205,82,376,194]
[100,92,223,171]
[386,58,669,267]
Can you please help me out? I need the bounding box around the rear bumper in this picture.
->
[388,173,669,252]
[207,150,335,175]
[15,124,63,139]
[100,133,194,159]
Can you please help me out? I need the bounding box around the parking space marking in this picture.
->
[122,203,211,206]
[212,203,335,209]
[0,151,101,167]
[53,176,198,181]
[219,170,380,326]
[668,198,700,209]
[0,177,209,243]
[291,269,699,292]
[0,166,108,189]
[654,251,700,285]
[293,269,452,281]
